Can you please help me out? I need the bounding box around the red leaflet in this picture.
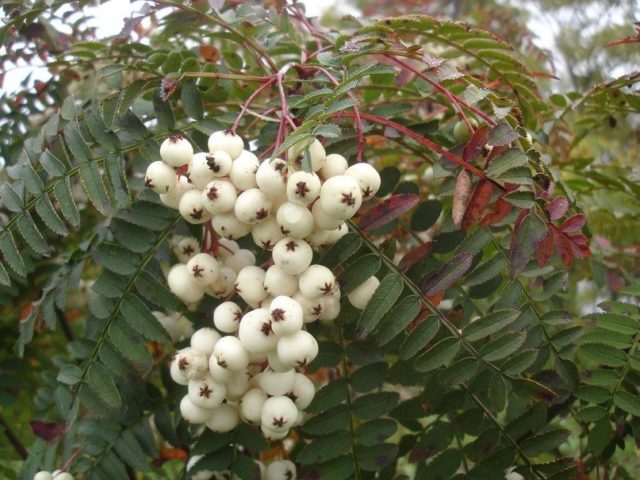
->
[30,420,65,443]
[536,226,555,267]
[560,214,586,233]
[479,196,513,226]
[547,196,569,220]
[461,180,494,230]
[358,193,420,231]
[556,232,574,267]
[399,242,432,272]
[463,125,490,162]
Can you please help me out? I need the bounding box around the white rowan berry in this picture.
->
[288,137,325,172]
[261,424,289,440]
[167,264,205,304]
[188,375,226,409]
[205,403,239,433]
[236,266,268,306]
[234,188,272,224]
[208,131,244,160]
[347,276,380,309]
[261,296,274,309]
[269,296,304,337]
[145,160,176,194]
[190,328,221,356]
[345,163,381,200]
[319,294,340,323]
[206,151,233,177]
[298,265,335,299]
[229,150,259,190]
[320,153,348,179]
[52,473,73,480]
[179,189,211,225]
[211,212,251,240]
[292,291,324,323]
[216,238,239,260]
[187,455,215,480]
[259,367,296,396]
[261,395,299,432]
[187,153,215,189]
[160,175,196,209]
[272,237,313,275]
[212,335,249,372]
[305,229,330,247]
[207,267,236,298]
[324,223,348,244]
[238,308,278,354]
[176,314,195,339]
[209,358,234,384]
[180,395,212,424]
[160,134,194,167]
[225,371,251,401]
[155,311,181,342]
[293,409,305,427]
[256,158,288,198]
[289,373,315,410]
[286,171,321,206]
[213,301,243,333]
[186,253,220,286]
[170,355,189,385]
[264,265,298,297]
[505,472,525,480]
[173,347,209,381]
[240,388,268,424]
[276,202,314,239]
[34,472,53,480]
[319,175,363,220]
[252,216,284,251]
[265,460,297,480]
[224,249,256,273]
[175,236,200,263]
[311,200,344,231]
[201,179,237,216]
[267,350,290,373]
[276,330,319,368]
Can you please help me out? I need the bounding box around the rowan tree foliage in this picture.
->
[1,1,639,479]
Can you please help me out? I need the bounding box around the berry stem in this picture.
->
[277,63,298,132]
[61,447,83,472]
[230,77,276,135]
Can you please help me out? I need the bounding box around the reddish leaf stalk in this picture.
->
[230,77,276,134]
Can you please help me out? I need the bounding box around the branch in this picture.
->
[0,410,27,460]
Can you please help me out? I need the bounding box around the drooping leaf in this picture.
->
[420,251,473,296]
[356,273,404,339]
[359,193,420,231]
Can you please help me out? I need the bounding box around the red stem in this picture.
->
[61,447,83,472]
[230,77,276,134]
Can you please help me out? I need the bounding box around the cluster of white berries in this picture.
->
[33,471,73,480]
[188,456,295,480]
[148,131,381,446]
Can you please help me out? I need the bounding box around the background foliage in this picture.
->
[0,0,639,479]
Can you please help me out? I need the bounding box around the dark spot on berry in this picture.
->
[206,154,221,173]
[362,186,373,198]
[192,265,205,277]
[178,357,189,370]
[217,359,227,368]
[190,208,204,220]
[271,308,285,322]
[296,358,308,367]
[144,176,153,188]
[235,283,242,294]
[256,208,269,220]
[320,282,333,294]
[182,245,195,256]
[272,417,286,428]
[184,172,192,183]
[234,311,242,322]
[312,304,323,316]
[207,186,219,200]
[169,134,183,143]
[286,391,298,403]
[285,470,293,480]
[261,239,274,250]
[199,385,213,398]
[280,226,290,235]
[285,241,298,252]
[260,321,273,336]
[295,181,310,198]
[341,192,356,206]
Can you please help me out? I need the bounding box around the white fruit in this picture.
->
[240,388,268,424]
[208,131,244,160]
[345,163,381,199]
[212,335,249,371]
[187,455,215,480]
[277,330,318,368]
[172,347,209,381]
[324,223,348,244]
[190,328,221,356]
[256,158,288,198]
[180,395,212,424]
[216,238,239,260]
[224,249,256,273]
[306,229,330,247]
[236,266,268,306]
[188,375,227,409]
[292,292,324,323]
[211,212,251,240]
[157,313,183,343]
[145,160,176,194]
[347,276,380,309]
[319,175,363,220]
[311,200,344,230]
[261,296,274,309]
[201,179,237,215]
[320,153,348,179]
[264,265,298,297]
[286,171,321,206]
[298,264,335,299]
[170,356,189,385]
[272,237,313,275]
[267,350,290,373]
[259,368,296,396]
[213,301,243,333]
[160,175,196,209]
[209,358,234,384]
[205,403,239,432]
[207,267,236,298]
[229,150,259,190]
[225,371,250,400]
[269,296,304,336]
[34,472,53,480]
[175,236,200,263]
[238,308,277,354]
[261,424,289,440]
[52,473,73,480]
[505,472,525,480]
[205,151,233,177]
[160,134,194,167]
[290,373,315,410]
[251,216,284,251]
[319,294,340,322]
[234,188,272,224]
[186,253,220,286]
[288,137,325,172]
[167,264,205,304]
[261,395,299,432]
[179,189,211,225]
[187,153,215,189]
[276,202,314,239]
[265,460,297,480]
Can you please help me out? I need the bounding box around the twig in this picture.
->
[0,411,27,460]
[55,307,75,342]
[230,77,276,134]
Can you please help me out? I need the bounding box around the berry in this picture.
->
[261,296,275,309]
[324,223,348,244]
[190,327,221,356]
[180,395,212,424]
[207,267,237,298]
[319,294,340,322]
[236,266,268,306]
[206,151,233,177]
[238,308,278,354]
[265,460,297,480]
[289,373,315,409]
[261,395,298,432]
[256,158,288,198]
[186,253,220,286]
[205,403,239,432]
[175,236,201,263]
[288,137,325,172]
[212,335,250,372]
[269,296,303,336]
[264,265,298,297]
[34,472,53,480]
[292,291,324,323]
[345,163,381,199]
[229,150,259,190]
[224,248,256,273]
[160,134,193,167]
[225,370,251,400]
[286,171,321,206]
[453,119,473,143]
[211,212,251,240]
[267,350,290,373]
[234,188,272,224]
[188,375,226,409]
[53,474,74,480]
[240,388,268,424]
[347,275,380,309]
[145,160,177,194]
[251,216,284,250]
[160,175,196,209]
[311,200,344,230]
[201,179,237,215]
[259,367,296,396]
[319,175,363,220]
[208,131,244,160]
[173,347,209,381]
[170,355,189,385]
[208,358,234,384]
[216,238,239,260]
[298,264,335,299]
[261,424,289,441]
[276,330,318,368]
[187,456,215,480]
[187,153,215,189]
[167,264,205,304]
[320,153,348,179]
[213,301,243,333]
[272,237,313,275]
[179,189,211,225]
[305,229,330,247]
[276,202,314,239]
